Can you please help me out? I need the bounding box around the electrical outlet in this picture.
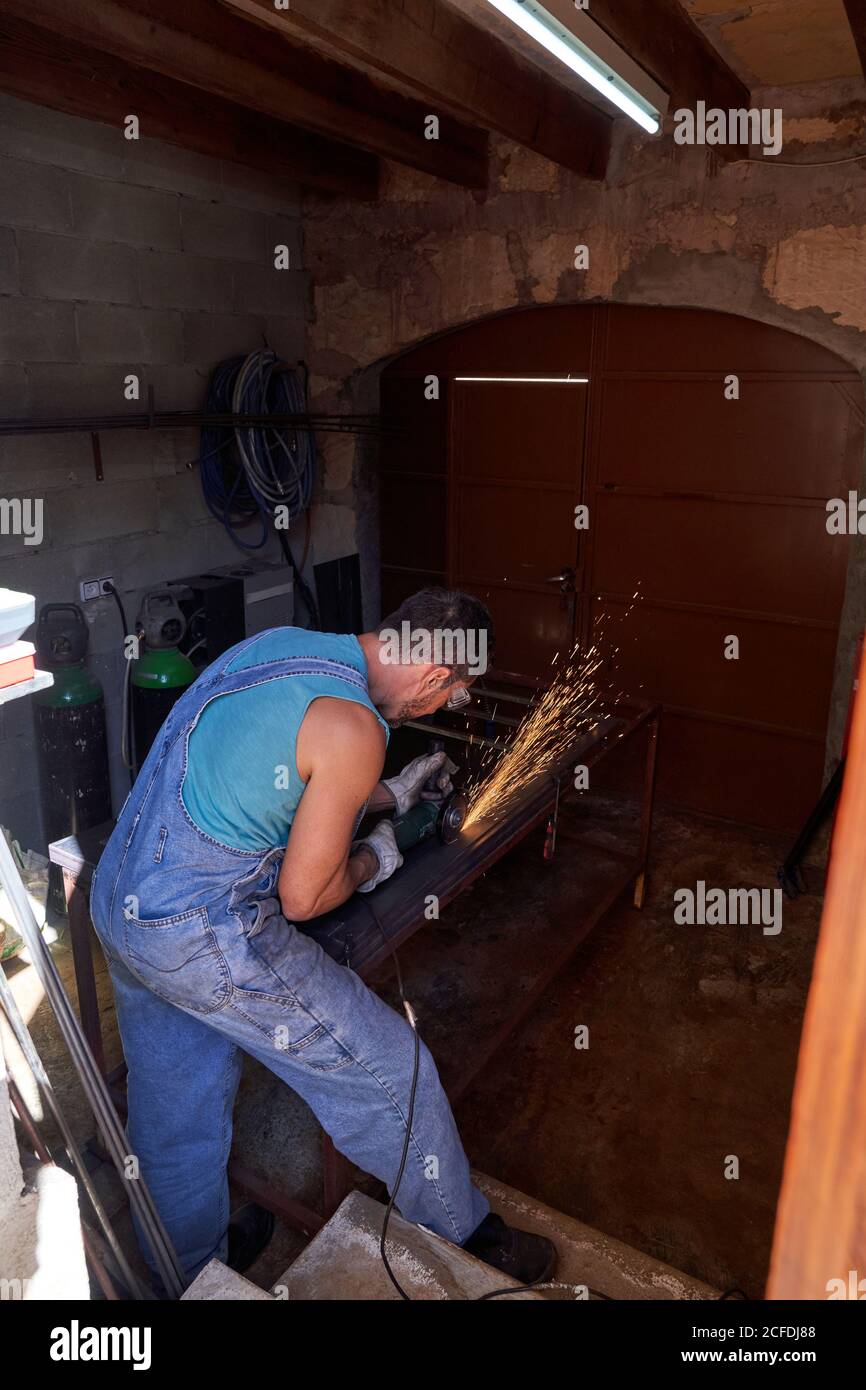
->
[80,576,115,602]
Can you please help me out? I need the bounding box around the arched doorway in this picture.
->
[380,304,864,831]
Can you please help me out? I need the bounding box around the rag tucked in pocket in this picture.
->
[227,850,283,941]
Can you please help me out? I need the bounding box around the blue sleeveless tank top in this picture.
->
[181,628,389,852]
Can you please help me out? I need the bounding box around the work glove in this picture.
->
[382,751,459,816]
[352,819,404,893]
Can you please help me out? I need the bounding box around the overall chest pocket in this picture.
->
[123,906,231,1014]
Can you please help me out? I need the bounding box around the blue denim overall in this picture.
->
[89,636,489,1285]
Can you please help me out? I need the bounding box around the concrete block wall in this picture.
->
[0,94,351,852]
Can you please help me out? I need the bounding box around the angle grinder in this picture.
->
[390,737,467,851]
[390,790,468,853]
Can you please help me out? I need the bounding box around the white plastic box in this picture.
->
[0,588,35,647]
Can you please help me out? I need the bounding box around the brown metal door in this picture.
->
[450,379,588,676]
[586,305,862,830]
[379,305,861,830]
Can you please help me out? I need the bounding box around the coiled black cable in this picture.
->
[198,349,319,626]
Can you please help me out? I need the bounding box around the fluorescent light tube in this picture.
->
[486,0,666,134]
[455,376,589,383]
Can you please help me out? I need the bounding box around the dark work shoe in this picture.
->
[226,1202,275,1274]
[463,1212,557,1286]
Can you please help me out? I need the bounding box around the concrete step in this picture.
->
[183,1173,720,1301]
[183,1191,543,1301]
[473,1171,720,1300]
[182,1262,277,1301]
[271,1190,545,1300]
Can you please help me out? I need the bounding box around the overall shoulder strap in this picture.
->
[207,630,368,691]
[202,653,369,696]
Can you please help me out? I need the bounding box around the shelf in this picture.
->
[0,671,54,705]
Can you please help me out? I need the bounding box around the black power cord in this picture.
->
[104,582,134,790]
[380,999,422,1301]
[362,893,586,1302]
[276,527,320,631]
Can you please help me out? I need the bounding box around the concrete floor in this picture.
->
[1,793,824,1297]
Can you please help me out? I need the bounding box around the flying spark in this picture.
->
[464,596,641,829]
[464,640,606,827]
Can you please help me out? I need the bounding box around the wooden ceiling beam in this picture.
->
[587,0,750,112]
[221,0,611,180]
[0,14,379,199]
[0,0,488,188]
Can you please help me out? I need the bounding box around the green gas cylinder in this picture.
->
[37,658,104,711]
[34,603,112,911]
[130,590,196,769]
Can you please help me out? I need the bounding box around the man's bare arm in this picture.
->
[278,698,386,921]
